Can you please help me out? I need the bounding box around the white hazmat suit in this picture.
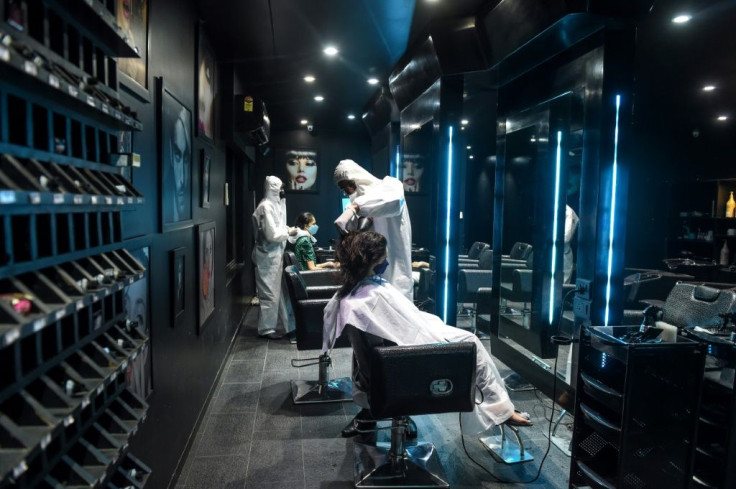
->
[333,159,414,300]
[251,176,294,336]
[563,205,579,284]
[322,277,515,433]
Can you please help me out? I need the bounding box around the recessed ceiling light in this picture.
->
[410,124,421,130]
[672,14,692,24]
[469,155,474,159]
[460,127,465,131]
[300,120,308,125]
[466,145,471,149]
[314,95,324,102]
[323,46,339,56]
[367,78,379,85]
[460,119,469,125]
[347,114,355,120]
[304,75,315,83]
[717,115,728,121]
[702,85,716,92]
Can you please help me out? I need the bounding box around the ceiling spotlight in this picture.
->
[347,114,356,120]
[702,85,716,92]
[304,75,315,83]
[410,123,421,130]
[300,120,308,125]
[323,46,339,56]
[460,119,469,125]
[717,115,728,121]
[672,14,692,24]
[460,127,465,131]
[469,155,474,159]
[466,145,471,150]
[367,78,379,85]
[314,95,324,102]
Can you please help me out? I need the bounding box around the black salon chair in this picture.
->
[343,324,476,488]
[282,265,351,404]
[458,242,490,270]
[457,249,493,323]
[643,282,736,331]
[499,254,534,326]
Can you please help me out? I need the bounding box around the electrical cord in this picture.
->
[460,286,580,483]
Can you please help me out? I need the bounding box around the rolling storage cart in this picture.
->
[569,326,705,489]
[0,0,150,487]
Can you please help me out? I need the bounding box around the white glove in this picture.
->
[288,226,299,236]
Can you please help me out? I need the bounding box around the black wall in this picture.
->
[117,1,247,487]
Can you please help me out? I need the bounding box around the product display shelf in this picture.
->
[680,329,736,489]
[0,27,141,131]
[0,154,144,209]
[569,325,706,489]
[0,249,145,349]
[42,0,139,58]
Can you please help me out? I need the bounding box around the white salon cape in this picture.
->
[251,176,294,336]
[322,278,515,433]
[563,205,580,284]
[334,159,413,300]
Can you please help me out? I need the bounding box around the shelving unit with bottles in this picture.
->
[668,179,736,265]
[0,0,150,487]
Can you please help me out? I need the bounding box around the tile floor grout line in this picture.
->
[243,334,270,484]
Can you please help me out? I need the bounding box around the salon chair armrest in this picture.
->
[305,285,341,300]
[500,261,528,283]
[299,269,342,287]
[458,269,493,304]
[458,261,480,270]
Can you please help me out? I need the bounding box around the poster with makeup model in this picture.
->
[277,149,319,192]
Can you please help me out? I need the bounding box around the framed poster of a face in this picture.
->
[196,22,217,142]
[277,148,318,192]
[117,0,150,100]
[158,78,193,232]
[198,221,215,331]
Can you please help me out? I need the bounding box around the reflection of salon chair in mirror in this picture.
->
[458,243,490,270]
[499,253,535,329]
[282,265,351,404]
[663,258,720,282]
[412,248,435,312]
[344,325,476,488]
[457,249,493,325]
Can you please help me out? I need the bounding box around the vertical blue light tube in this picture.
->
[549,131,563,324]
[394,145,401,179]
[442,126,454,322]
[604,95,621,326]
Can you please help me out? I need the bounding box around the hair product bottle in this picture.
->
[720,241,730,265]
[726,191,736,218]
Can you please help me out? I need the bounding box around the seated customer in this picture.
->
[289,212,339,271]
[322,231,531,433]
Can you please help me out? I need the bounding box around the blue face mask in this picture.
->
[308,224,319,235]
[373,258,389,276]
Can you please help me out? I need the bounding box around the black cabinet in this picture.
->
[0,1,149,487]
[570,326,705,489]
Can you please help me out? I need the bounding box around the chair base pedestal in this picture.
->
[479,432,534,465]
[290,377,352,404]
[354,441,450,488]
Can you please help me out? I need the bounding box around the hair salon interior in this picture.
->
[2,0,736,488]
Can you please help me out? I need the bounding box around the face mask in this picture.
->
[373,258,389,276]
[308,224,319,235]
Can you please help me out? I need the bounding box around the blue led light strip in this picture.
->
[549,131,563,324]
[442,126,454,322]
[394,145,401,179]
[604,95,621,326]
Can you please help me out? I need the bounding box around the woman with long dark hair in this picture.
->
[323,231,531,433]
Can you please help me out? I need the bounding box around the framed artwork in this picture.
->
[200,150,211,208]
[117,0,150,101]
[198,221,216,331]
[123,245,152,399]
[276,148,319,192]
[401,120,433,194]
[170,247,186,325]
[196,22,217,142]
[158,78,193,232]
[400,153,426,194]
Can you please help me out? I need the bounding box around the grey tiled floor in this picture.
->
[175,306,572,488]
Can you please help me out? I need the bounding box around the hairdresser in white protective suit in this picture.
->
[333,159,414,300]
[323,232,532,438]
[251,176,296,339]
[563,205,579,284]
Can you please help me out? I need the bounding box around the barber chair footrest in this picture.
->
[290,378,353,404]
[479,432,534,465]
[354,441,450,488]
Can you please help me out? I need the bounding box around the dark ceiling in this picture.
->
[195,0,489,132]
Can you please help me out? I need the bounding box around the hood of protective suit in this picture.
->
[263,175,283,203]
[333,159,380,199]
[287,227,315,245]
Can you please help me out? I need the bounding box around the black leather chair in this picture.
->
[458,242,490,270]
[343,324,476,488]
[499,253,534,326]
[282,265,351,404]
[458,248,493,306]
[644,282,736,330]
